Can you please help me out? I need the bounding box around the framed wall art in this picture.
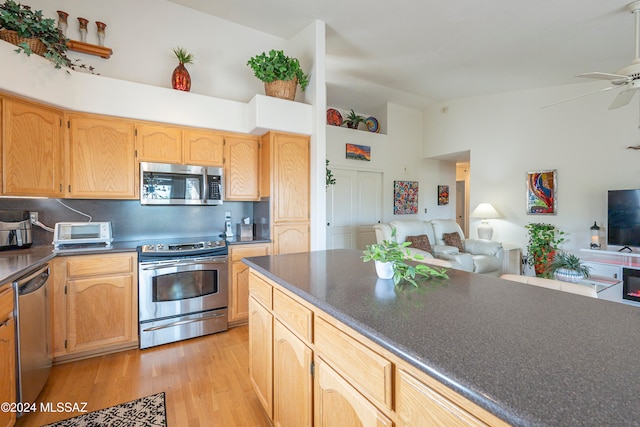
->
[437,185,449,205]
[345,143,371,161]
[394,181,419,214]
[526,169,557,215]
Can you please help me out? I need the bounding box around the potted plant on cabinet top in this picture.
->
[525,222,565,278]
[343,109,366,130]
[171,46,194,92]
[246,49,309,101]
[547,252,591,283]
[0,0,72,69]
[362,228,448,286]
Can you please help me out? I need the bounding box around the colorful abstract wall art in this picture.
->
[437,185,449,205]
[345,143,371,161]
[394,181,419,214]
[526,170,557,214]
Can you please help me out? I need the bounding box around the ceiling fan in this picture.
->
[544,1,640,110]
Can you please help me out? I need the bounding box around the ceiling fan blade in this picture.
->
[541,86,616,109]
[609,88,638,109]
[577,72,630,82]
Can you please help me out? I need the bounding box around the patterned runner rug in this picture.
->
[41,392,166,427]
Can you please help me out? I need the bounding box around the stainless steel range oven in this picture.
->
[137,238,228,349]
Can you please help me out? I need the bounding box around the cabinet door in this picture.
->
[0,284,15,427]
[315,358,392,427]
[229,243,270,324]
[68,114,136,198]
[274,320,313,427]
[396,368,487,427]
[183,129,224,166]
[67,274,134,353]
[2,97,64,196]
[273,223,309,255]
[136,123,182,163]
[224,136,260,200]
[248,296,273,419]
[272,133,309,223]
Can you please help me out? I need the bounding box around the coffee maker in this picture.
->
[0,210,32,250]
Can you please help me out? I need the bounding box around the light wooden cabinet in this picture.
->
[261,131,310,254]
[315,358,392,427]
[274,320,313,427]
[224,136,260,200]
[248,295,273,418]
[52,253,138,361]
[2,96,64,197]
[229,243,270,324]
[0,283,15,427]
[396,368,487,427]
[183,128,224,166]
[67,113,137,199]
[136,123,182,163]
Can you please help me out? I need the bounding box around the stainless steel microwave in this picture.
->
[140,162,223,205]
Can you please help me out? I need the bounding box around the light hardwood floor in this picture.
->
[16,325,271,427]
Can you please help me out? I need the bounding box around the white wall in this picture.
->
[424,80,640,252]
[26,0,287,103]
[327,103,455,224]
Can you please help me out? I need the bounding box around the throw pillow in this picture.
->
[405,235,432,252]
[443,232,464,253]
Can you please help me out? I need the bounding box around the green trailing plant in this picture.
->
[343,109,366,129]
[525,222,565,278]
[246,49,309,91]
[173,46,194,65]
[326,159,336,188]
[0,0,86,71]
[362,228,448,286]
[546,252,591,278]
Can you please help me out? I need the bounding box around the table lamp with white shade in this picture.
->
[470,203,501,240]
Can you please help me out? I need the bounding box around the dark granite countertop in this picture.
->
[243,249,640,427]
[0,242,138,284]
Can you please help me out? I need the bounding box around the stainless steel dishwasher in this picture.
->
[13,264,52,412]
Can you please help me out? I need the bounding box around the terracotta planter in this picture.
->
[534,249,555,277]
[171,63,191,92]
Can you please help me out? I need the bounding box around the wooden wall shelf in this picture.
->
[66,40,112,59]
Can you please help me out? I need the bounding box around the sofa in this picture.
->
[373,219,504,276]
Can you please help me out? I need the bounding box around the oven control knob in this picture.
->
[157,244,164,250]
[206,241,213,247]
[146,245,155,251]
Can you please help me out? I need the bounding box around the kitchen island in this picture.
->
[244,249,640,426]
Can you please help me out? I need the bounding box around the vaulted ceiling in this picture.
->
[167,0,636,110]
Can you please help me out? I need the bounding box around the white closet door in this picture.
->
[327,169,382,250]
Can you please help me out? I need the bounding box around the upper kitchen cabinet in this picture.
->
[67,113,137,199]
[135,123,182,164]
[224,135,260,201]
[2,96,64,197]
[183,129,224,166]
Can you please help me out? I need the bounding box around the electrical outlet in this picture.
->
[29,211,38,224]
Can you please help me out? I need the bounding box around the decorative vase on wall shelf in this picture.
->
[171,47,194,92]
[56,10,68,37]
[95,21,106,46]
[77,17,88,42]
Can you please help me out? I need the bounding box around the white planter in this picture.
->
[374,261,394,280]
[554,268,585,283]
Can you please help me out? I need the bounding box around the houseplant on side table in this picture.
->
[525,222,565,278]
[547,252,591,283]
[362,228,448,286]
[247,49,309,100]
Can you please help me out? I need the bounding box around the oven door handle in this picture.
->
[142,312,226,331]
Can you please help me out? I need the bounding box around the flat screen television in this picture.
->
[608,189,640,249]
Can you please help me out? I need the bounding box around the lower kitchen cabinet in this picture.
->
[0,282,15,427]
[52,252,138,362]
[273,320,313,427]
[272,224,309,255]
[228,243,270,324]
[315,358,392,427]
[248,295,273,418]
